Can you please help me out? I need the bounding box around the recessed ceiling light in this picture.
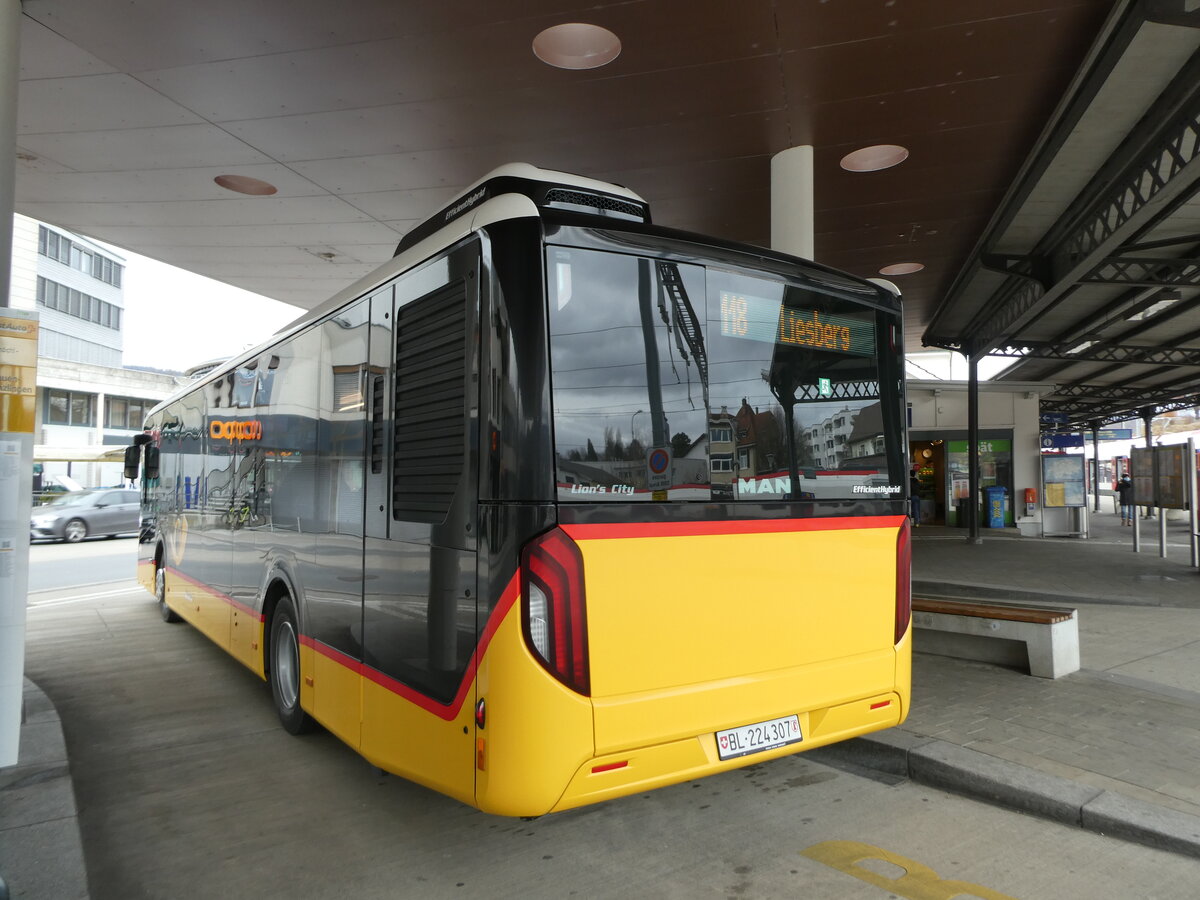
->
[840,145,909,172]
[533,23,622,70]
[879,262,924,276]
[214,174,278,196]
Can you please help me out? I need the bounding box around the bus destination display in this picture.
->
[719,291,873,356]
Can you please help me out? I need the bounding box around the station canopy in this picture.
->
[12,0,1200,427]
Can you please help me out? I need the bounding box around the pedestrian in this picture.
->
[1116,473,1134,525]
[909,467,921,527]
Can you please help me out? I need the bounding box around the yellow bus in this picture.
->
[130,164,911,816]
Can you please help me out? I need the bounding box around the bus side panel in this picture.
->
[894,617,912,722]
[358,674,476,808]
[568,518,907,755]
[472,588,594,817]
[161,560,231,650]
[137,556,154,594]
[292,636,362,751]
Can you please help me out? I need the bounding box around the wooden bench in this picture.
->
[911,598,1080,679]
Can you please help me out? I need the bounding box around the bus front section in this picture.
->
[478,224,910,815]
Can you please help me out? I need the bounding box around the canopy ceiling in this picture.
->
[13,0,1199,425]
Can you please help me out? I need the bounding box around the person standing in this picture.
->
[1116,473,1134,525]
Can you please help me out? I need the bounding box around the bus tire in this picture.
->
[269,594,314,735]
[156,566,181,623]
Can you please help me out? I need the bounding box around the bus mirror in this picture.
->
[124,445,141,481]
[144,446,161,480]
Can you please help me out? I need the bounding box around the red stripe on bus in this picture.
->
[560,515,907,541]
[299,573,522,721]
[165,566,264,620]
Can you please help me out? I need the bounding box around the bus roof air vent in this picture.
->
[542,188,646,221]
[393,163,650,257]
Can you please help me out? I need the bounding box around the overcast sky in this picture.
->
[102,242,303,373]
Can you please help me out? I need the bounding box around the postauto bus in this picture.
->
[130,164,911,816]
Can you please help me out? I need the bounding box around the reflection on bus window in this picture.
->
[547,248,901,502]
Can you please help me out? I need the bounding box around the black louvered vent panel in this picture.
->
[369,374,385,474]
[393,283,467,523]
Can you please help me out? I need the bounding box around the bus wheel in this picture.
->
[156,566,181,623]
[270,595,314,735]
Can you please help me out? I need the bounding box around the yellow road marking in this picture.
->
[802,840,1019,900]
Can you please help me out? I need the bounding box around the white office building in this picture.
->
[8,215,183,489]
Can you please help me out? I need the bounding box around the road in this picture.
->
[27,535,139,592]
[19,574,1200,900]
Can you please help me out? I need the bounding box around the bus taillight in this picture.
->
[521,527,590,696]
[895,519,912,644]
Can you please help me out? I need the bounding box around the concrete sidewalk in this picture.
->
[820,503,1200,857]
[0,679,88,900]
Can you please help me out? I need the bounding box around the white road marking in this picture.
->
[28,584,144,608]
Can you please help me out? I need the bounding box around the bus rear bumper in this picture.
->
[551,689,902,813]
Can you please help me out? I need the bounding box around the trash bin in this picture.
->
[983,486,1007,528]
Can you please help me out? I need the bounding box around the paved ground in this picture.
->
[825,502,1200,852]
[3,500,1199,898]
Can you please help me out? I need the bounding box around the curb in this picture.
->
[810,730,1200,860]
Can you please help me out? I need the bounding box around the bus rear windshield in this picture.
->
[547,246,903,503]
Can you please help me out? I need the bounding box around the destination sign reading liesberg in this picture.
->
[719,291,873,355]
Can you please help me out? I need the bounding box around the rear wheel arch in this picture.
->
[260,575,296,675]
[264,579,314,734]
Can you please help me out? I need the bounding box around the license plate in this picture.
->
[715,714,802,761]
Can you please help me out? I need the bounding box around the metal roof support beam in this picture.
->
[990,341,1200,367]
[923,1,1150,346]
[1043,393,1200,426]
[1051,378,1200,403]
[1080,256,1200,286]
[966,56,1200,359]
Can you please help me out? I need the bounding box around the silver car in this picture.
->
[30,488,141,543]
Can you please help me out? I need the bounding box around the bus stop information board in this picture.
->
[1042,455,1086,507]
[1132,445,1189,510]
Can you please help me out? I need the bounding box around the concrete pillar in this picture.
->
[0,0,25,768]
[771,146,814,259]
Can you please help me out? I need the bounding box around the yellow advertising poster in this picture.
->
[0,312,39,434]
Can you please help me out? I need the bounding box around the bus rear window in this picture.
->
[546,247,904,503]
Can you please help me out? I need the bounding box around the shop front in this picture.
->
[910,431,1014,527]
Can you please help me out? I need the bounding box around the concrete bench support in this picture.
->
[912,599,1080,679]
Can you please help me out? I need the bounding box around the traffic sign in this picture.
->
[646,445,672,491]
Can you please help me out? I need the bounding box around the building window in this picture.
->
[44,389,94,426]
[711,455,733,473]
[709,424,732,443]
[38,226,123,287]
[106,396,150,430]
[36,277,122,330]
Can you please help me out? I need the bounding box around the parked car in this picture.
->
[30,488,141,543]
[33,473,84,506]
